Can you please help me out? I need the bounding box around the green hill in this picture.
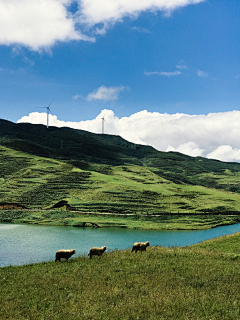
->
[1,118,240,215]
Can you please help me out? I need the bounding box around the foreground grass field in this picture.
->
[1,233,240,319]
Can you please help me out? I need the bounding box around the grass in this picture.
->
[1,210,240,230]
[1,145,240,216]
[194,231,240,254]
[1,233,240,319]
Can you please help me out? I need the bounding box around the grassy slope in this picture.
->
[1,144,240,217]
[1,119,240,223]
[1,118,240,190]
[1,233,240,319]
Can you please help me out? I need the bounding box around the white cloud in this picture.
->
[176,60,187,69]
[0,0,204,50]
[22,57,35,68]
[197,70,208,77]
[78,0,205,27]
[86,85,127,101]
[72,94,82,100]
[207,146,240,162]
[17,109,240,162]
[166,142,205,157]
[132,26,150,34]
[145,71,181,76]
[0,0,94,51]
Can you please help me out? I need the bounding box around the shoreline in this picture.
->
[1,210,240,230]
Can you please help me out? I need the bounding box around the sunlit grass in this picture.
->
[194,231,240,254]
[1,234,240,319]
[1,210,239,230]
[1,145,240,215]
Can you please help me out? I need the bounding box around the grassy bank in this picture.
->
[1,233,240,319]
[1,210,240,230]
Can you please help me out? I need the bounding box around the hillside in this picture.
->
[1,118,240,214]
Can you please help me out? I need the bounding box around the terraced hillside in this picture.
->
[1,119,240,214]
[0,146,240,214]
[1,119,240,192]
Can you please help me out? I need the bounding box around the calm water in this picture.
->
[1,222,240,268]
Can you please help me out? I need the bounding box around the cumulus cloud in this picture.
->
[0,0,204,50]
[166,142,205,157]
[145,71,181,76]
[207,146,240,162]
[0,0,94,51]
[18,109,240,162]
[86,85,127,101]
[78,0,205,27]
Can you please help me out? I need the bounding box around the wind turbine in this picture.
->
[37,99,54,128]
[101,115,105,134]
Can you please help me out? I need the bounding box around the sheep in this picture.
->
[131,241,150,253]
[88,246,106,259]
[55,249,75,262]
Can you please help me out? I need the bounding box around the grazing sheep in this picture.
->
[131,241,150,253]
[55,249,75,262]
[88,246,106,259]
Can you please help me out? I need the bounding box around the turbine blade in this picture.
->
[48,98,54,108]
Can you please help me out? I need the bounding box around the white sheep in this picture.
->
[131,241,150,253]
[88,246,106,259]
[55,249,75,262]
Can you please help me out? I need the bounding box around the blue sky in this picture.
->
[1,0,240,162]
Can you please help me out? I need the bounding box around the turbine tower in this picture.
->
[37,99,54,128]
[101,116,105,134]
[46,99,54,128]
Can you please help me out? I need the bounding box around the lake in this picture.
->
[1,222,240,268]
